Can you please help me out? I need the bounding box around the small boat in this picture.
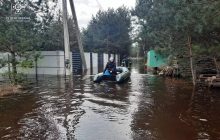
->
[93,67,131,83]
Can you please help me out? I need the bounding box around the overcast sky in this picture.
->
[66,0,136,29]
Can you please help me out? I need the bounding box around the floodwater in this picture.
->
[0,60,220,140]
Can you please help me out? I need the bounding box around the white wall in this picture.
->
[84,52,91,69]
[92,53,98,74]
[0,51,119,76]
[103,53,108,69]
[115,54,119,66]
[37,51,65,75]
[0,51,66,75]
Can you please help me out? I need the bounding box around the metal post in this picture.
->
[62,0,71,76]
[90,52,93,74]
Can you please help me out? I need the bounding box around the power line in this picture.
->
[95,0,103,11]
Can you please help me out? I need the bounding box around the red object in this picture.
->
[144,65,148,70]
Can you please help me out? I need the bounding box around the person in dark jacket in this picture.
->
[104,57,116,75]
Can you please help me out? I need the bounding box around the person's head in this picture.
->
[109,57,114,62]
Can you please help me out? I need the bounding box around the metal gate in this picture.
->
[72,51,82,74]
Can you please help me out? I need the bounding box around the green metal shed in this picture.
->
[146,50,166,68]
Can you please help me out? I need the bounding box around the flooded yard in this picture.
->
[0,60,220,140]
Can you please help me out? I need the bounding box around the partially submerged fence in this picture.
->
[0,51,120,77]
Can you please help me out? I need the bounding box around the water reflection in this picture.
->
[180,87,220,140]
[0,59,220,140]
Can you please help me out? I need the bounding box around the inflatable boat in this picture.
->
[93,67,131,83]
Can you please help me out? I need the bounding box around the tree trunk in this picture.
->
[35,59,38,81]
[11,52,17,84]
[188,36,196,86]
[213,57,219,75]
[7,54,11,82]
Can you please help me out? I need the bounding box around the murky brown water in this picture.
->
[1,59,220,140]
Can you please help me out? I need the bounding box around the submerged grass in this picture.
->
[0,84,23,97]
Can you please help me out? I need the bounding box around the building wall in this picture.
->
[115,54,119,66]
[84,52,91,69]
[103,53,109,69]
[92,53,98,74]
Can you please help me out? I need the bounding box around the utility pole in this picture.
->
[62,0,71,76]
[69,0,87,70]
[95,0,104,11]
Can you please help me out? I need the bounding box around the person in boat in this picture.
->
[122,56,131,67]
[104,57,117,75]
[121,56,128,67]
